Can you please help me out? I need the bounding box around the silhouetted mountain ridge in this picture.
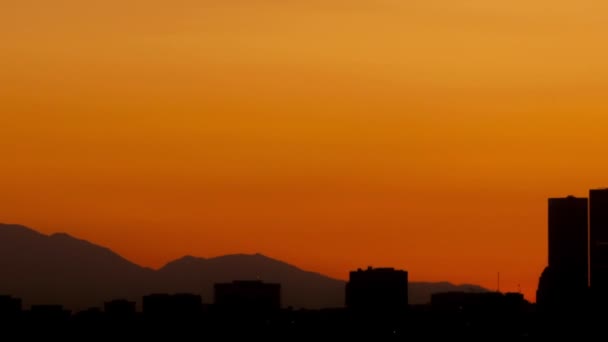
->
[157,252,345,309]
[0,223,45,237]
[0,224,490,310]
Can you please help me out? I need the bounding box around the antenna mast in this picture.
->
[497,272,500,292]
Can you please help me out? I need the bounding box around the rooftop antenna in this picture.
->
[497,272,500,293]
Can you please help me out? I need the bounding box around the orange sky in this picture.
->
[3,0,608,302]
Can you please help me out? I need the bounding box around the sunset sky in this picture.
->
[3,1,608,302]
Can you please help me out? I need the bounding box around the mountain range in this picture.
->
[0,224,488,311]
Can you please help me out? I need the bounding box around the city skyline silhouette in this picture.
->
[5,1,608,306]
[3,1,608,338]
[2,187,607,338]
[2,186,608,307]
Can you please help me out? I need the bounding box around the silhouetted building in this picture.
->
[504,292,529,313]
[432,291,499,313]
[143,294,171,317]
[104,299,136,318]
[0,295,21,318]
[537,196,589,312]
[430,291,531,337]
[171,293,203,317]
[590,189,608,299]
[73,307,104,325]
[143,293,202,319]
[432,291,528,314]
[214,281,281,312]
[28,305,71,323]
[549,196,588,287]
[345,267,408,313]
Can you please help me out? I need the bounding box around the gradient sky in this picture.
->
[3,0,608,302]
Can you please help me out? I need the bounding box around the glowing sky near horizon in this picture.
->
[3,0,608,301]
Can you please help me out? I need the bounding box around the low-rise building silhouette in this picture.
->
[345,267,408,313]
[214,280,281,312]
[143,293,203,319]
[431,291,528,315]
[171,293,204,317]
[143,294,171,317]
[28,305,71,323]
[430,291,532,338]
[0,295,22,318]
[104,299,137,318]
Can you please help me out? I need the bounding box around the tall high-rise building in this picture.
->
[537,196,588,312]
[590,189,608,293]
[548,196,588,287]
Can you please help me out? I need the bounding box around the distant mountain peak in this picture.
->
[181,254,204,260]
[208,253,302,269]
[50,232,74,239]
[220,252,266,258]
[231,252,284,262]
[0,223,46,237]
[160,255,205,270]
[172,255,206,263]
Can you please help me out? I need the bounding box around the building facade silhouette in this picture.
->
[537,196,589,312]
[345,267,408,313]
[104,299,136,318]
[143,293,203,319]
[0,295,21,319]
[431,291,527,314]
[28,305,71,324]
[214,280,281,312]
[548,196,588,288]
[590,189,608,299]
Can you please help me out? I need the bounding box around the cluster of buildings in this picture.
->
[0,269,534,339]
[0,281,283,324]
[0,267,531,321]
[537,188,608,313]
